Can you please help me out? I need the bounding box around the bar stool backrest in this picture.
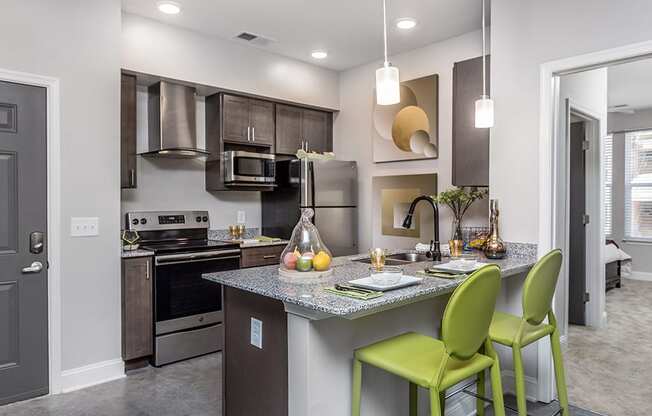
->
[441,264,501,361]
[522,249,563,326]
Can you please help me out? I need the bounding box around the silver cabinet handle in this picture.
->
[263,255,276,259]
[146,259,150,280]
[130,169,135,187]
[247,126,251,142]
[252,126,255,142]
[22,261,43,274]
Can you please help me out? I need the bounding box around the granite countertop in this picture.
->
[203,245,537,319]
[217,239,290,248]
[121,248,154,258]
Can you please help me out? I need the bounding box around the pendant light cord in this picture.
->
[481,0,487,97]
[382,0,389,66]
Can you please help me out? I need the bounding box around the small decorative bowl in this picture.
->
[123,244,140,251]
[370,266,403,286]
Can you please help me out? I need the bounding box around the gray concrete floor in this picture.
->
[0,353,221,416]
[0,351,602,416]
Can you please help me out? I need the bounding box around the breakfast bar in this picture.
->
[204,245,538,416]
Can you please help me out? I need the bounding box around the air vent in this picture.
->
[234,32,276,47]
[236,32,258,41]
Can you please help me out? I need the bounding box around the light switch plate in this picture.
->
[237,211,246,224]
[250,317,262,349]
[70,217,99,237]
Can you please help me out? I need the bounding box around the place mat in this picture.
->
[417,270,468,280]
[324,286,383,300]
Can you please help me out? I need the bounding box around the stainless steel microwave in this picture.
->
[223,150,276,186]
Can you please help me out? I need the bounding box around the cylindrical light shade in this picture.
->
[376,65,400,105]
[475,96,494,128]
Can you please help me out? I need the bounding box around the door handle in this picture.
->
[22,261,43,274]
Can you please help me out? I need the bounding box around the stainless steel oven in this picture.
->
[153,249,239,366]
[127,210,240,366]
[223,150,275,186]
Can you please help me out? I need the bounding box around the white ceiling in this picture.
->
[121,0,485,71]
[608,58,652,111]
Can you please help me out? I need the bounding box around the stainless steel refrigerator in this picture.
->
[262,159,358,256]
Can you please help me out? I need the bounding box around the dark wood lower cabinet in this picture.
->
[121,256,153,368]
[240,244,285,268]
[223,287,288,416]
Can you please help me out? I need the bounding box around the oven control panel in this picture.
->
[126,211,210,231]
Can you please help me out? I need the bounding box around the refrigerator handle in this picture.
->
[309,160,316,222]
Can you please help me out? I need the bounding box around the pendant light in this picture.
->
[475,0,494,128]
[376,0,400,105]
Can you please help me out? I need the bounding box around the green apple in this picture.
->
[296,256,313,272]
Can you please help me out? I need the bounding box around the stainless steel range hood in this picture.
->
[140,81,209,159]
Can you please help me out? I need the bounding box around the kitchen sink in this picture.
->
[386,253,429,262]
[353,252,429,265]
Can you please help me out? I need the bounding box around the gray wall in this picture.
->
[0,0,122,371]
[335,30,488,252]
[491,0,652,244]
[120,14,341,230]
[608,109,652,274]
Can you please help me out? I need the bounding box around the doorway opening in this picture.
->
[542,47,652,415]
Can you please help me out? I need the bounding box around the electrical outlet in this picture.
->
[70,217,99,237]
[237,211,246,224]
[250,317,263,349]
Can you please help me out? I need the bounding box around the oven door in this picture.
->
[224,151,275,184]
[154,250,240,335]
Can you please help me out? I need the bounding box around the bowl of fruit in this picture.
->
[278,209,334,281]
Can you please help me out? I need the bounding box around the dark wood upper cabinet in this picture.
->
[222,94,251,144]
[121,256,153,362]
[275,104,303,155]
[221,94,275,147]
[275,104,332,155]
[302,109,331,153]
[120,74,137,188]
[452,55,490,187]
[249,99,275,147]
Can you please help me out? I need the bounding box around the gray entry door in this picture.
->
[568,121,587,326]
[0,81,49,404]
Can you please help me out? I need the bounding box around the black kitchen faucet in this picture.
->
[402,195,442,262]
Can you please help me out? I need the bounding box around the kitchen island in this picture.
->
[204,245,537,416]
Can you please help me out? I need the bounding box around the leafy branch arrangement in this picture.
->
[433,187,488,221]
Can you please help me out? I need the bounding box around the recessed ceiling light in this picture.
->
[311,50,328,60]
[157,1,181,14]
[396,18,417,30]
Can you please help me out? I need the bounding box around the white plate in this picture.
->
[348,275,423,292]
[430,260,485,274]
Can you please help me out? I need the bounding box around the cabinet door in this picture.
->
[452,55,489,187]
[222,94,251,144]
[120,74,137,188]
[249,99,275,147]
[122,257,153,361]
[302,109,331,153]
[275,104,304,155]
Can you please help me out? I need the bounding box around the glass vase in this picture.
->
[449,218,464,257]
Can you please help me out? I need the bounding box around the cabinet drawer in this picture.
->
[241,245,285,268]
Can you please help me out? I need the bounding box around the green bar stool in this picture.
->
[488,249,569,416]
[351,265,506,416]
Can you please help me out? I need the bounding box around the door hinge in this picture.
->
[583,292,590,303]
[582,214,590,225]
[582,140,590,151]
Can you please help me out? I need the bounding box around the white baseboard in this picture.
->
[501,370,538,402]
[626,272,652,282]
[60,358,125,393]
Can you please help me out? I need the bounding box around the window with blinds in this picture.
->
[625,130,652,241]
[604,134,613,237]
